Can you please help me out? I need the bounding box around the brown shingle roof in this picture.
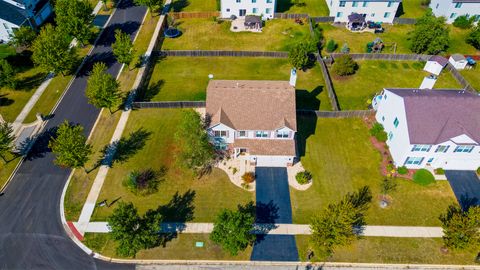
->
[233,139,296,156]
[386,88,480,145]
[206,80,297,131]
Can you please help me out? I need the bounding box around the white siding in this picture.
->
[221,0,276,20]
[209,123,236,143]
[327,0,400,23]
[430,0,480,24]
[0,19,19,43]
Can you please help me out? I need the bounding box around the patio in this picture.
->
[230,16,262,33]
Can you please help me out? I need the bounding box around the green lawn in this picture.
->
[0,153,22,189]
[397,0,429,18]
[277,0,329,16]
[321,24,479,55]
[163,18,310,51]
[461,68,480,92]
[0,45,16,59]
[291,118,457,226]
[171,0,218,12]
[145,56,332,110]
[91,109,254,222]
[296,236,478,264]
[84,233,252,260]
[330,60,461,110]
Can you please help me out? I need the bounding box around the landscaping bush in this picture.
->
[296,171,312,185]
[409,10,450,54]
[413,169,435,186]
[380,177,397,196]
[325,39,337,53]
[453,15,474,29]
[397,166,408,175]
[466,26,480,50]
[434,168,445,175]
[332,54,358,76]
[477,167,480,175]
[123,168,161,196]
[369,123,388,142]
[242,172,255,183]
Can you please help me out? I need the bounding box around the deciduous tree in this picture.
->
[0,122,15,163]
[86,62,121,113]
[48,121,92,169]
[440,204,480,250]
[55,0,94,45]
[289,42,314,70]
[466,26,480,50]
[210,202,256,255]
[32,24,78,75]
[112,29,135,69]
[9,26,36,49]
[0,59,16,89]
[134,0,163,14]
[409,10,450,54]
[332,54,358,76]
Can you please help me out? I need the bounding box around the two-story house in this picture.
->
[430,0,480,24]
[326,0,401,23]
[206,80,297,167]
[0,0,53,42]
[374,88,480,170]
[220,0,276,20]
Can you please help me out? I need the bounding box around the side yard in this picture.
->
[330,60,461,110]
[291,117,458,226]
[171,0,218,12]
[277,0,329,16]
[460,68,480,92]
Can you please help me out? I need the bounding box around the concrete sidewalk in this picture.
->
[77,222,444,238]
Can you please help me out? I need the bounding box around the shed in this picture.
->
[423,56,448,76]
[449,54,468,70]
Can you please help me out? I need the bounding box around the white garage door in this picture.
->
[256,156,288,167]
[444,159,480,171]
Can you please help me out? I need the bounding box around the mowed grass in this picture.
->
[397,0,429,18]
[162,18,310,51]
[171,0,218,12]
[296,236,478,264]
[91,109,254,222]
[461,68,480,92]
[84,233,252,260]
[330,60,461,110]
[320,24,479,55]
[0,45,16,59]
[277,0,329,16]
[0,153,22,189]
[145,57,332,110]
[291,118,457,226]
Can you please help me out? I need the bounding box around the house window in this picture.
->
[236,0,240,2]
[455,3,462,8]
[238,131,247,137]
[381,116,385,122]
[252,8,257,13]
[226,8,230,12]
[435,3,439,9]
[393,117,399,128]
[255,131,268,138]
[412,145,432,152]
[454,145,474,153]
[336,12,343,17]
[387,1,393,7]
[352,1,358,7]
[450,13,457,19]
[435,145,450,153]
[276,131,289,138]
[252,0,256,2]
[363,1,368,7]
[265,8,272,14]
[384,12,391,18]
[214,130,228,137]
[371,13,375,17]
[404,157,424,165]
[339,1,346,7]
[266,0,272,3]
[427,157,434,163]
[388,131,393,141]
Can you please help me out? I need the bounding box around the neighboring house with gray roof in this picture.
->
[326,0,401,23]
[0,0,53,42]
[430,0,480,23]
[375,88,480,170]
[206,80,297,167]
[220,0,276,20]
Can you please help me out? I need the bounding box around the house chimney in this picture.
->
[289,68,297,87]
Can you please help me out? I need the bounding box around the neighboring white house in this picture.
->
[374,88,480,170]
[326,0,401,23]
[430,0,480,24]
[206,80,297,167]
[449,53,468,70]
[0,0,53,43]
[220,0,276,20]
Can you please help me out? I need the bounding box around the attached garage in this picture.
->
[254,156,294,167]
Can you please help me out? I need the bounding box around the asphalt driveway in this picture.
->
[250,167,299,262]
[445,170,480,210]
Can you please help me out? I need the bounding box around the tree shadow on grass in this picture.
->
[15,71,48,91]
[171,0,190,12]
[0,94,14,107]
[5,51,34,72]
[276,0,293,13]
[136,80,164,102]
[296,112,318,158]
[95,128,152,169]
[296,86,324,110]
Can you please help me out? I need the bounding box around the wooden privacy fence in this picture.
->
[445,64,476,92]
[133,101,206,109]
[310,16,335,23]
[316,55,340,111]
[170,12,220,19]
[298,109,375,118]
[157,50,289,58]
[274,13,308,19]
[393,18,417,25]
[330,53,432,61]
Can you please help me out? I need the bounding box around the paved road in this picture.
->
[0,1,146,269]
[445,170,480,210]
[251,167,299,262]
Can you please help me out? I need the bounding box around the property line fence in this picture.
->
[393,18,416,25]
[133,101,206,109]
[330,53,432,61]
[298,109,375,118]
[310,16,335,23]
[157,50,289,58]
[274,13,308,19]
[445,64,476,92]
[170,11,220,19]
[316,55,340,111]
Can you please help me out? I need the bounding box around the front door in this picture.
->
[239,9,246,16]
